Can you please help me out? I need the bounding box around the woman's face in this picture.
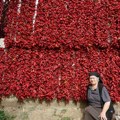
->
[89,75,99,85]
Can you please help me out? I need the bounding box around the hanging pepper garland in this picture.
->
[4,0,36,48]
[93,2,110,48]
[4,0,19,48]
[0,48,6,99]
[0,1,3,27]
[0,47,119,101]
[2,48,60,100]
[107,1,120,49]
[0,1,3,20]
[1,0,120,102]
[0,1,3,38]
[4,0,120,49]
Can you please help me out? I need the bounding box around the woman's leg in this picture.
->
[84,106,101,120]
[84,109,95,120]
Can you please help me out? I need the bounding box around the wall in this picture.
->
[0,38,5,48]
[0,96,120,120]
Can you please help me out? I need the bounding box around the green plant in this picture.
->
[0,110,15,120]
[0,110,6,120]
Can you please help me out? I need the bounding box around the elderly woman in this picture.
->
[84,72,114,120]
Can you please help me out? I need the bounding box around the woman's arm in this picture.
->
[99,86,111,120]
[101,101,110,113]
[99,101,110,120]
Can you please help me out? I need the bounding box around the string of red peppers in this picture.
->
[0,1,3,38]
[0,0,119,102]
[0,1,3,23]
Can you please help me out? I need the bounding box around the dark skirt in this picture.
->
[84,106,113,120]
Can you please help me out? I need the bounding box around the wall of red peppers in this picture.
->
[0,0,120,102]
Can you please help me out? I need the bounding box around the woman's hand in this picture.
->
[99,112,107,120]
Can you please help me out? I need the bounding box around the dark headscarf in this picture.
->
[89,72,103,83]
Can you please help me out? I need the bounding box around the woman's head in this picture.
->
[89,72,102,85]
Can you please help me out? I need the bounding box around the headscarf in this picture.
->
[89,72,103,83]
